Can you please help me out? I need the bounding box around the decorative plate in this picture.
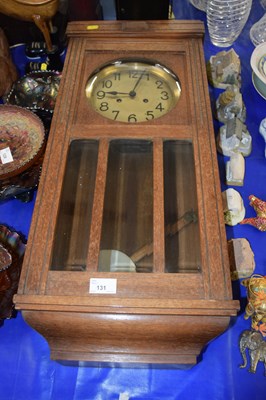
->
[5,70,62,114]
[252,72,266,100]
[0,225,26,319]
[0,105,45,180]
[258,54,266,79]
[0,153,43,202]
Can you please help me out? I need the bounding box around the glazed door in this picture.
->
[50,138,201,275]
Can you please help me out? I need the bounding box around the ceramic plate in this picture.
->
[0,105,45,180]
[0,244,12,272]
[252,72,266,100]
[258,54,266,79]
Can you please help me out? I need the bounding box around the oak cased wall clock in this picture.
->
[14,20,239,366]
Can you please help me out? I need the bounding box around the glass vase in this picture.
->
[250,13,266,46]
[207,0,253,47]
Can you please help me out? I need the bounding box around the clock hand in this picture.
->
[105,91,130,95]
[129,70,147,97]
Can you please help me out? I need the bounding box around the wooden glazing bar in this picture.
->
[66,147,92,270]
[86,138,109,271]
[153,138,165,273]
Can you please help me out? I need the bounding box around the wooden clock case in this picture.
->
[15,20,239,366]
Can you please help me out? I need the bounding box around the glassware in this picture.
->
[260,0,266,9]
[189,0,207,11]
[207,0,252,47]
[250,13,266,46]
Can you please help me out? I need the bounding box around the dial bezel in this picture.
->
[85,58,182,123]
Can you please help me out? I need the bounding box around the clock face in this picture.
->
[85,58,181,123]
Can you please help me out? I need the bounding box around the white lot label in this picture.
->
[89,278,117,294]
[0,147,14,164]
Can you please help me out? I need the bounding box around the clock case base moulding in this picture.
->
[23,306,236,366]
[14,20,239,367]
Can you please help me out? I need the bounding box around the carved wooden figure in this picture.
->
[0,28,18,98]
[0,0,59,52]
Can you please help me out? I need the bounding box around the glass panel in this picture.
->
[98,140,153,273]
[163,140,201,273]
[51,140,98,271]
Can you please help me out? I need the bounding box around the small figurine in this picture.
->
[240,195,266,231]
[216,85,246,123]
[227,238,255,280]
[207,49,241,89]
[259,118,266,158]
[242,274,266,337]
[0,28,18,98]
[239,329,266,375]
[217,117,252,157]
[222,188,245,226]
[226,152,245,186]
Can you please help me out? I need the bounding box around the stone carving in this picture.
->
[207,49,241,89]
[217,117,252,157]
[228,238,255,280]
[226,152,245,186]
[222,188,245,226]
[216,85,246,123]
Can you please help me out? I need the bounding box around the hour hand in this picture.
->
[104,90,130,95]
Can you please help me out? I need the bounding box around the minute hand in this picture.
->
[129,70,147,96]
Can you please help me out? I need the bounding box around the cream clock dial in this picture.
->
[85,58,181,123]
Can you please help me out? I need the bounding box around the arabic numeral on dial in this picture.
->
[102,80,113,89]
[160,91,169,100]
[145,111,154,120]
[100,102,109,111]
[128,114,137,123]
[97,90,105,99]
[144,72,150,80]
[129,70,139,79]
[156,80,164,89]
[156,103,164,112]
[112,110,120,120]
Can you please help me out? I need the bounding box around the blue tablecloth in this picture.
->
[0,2,265,399]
